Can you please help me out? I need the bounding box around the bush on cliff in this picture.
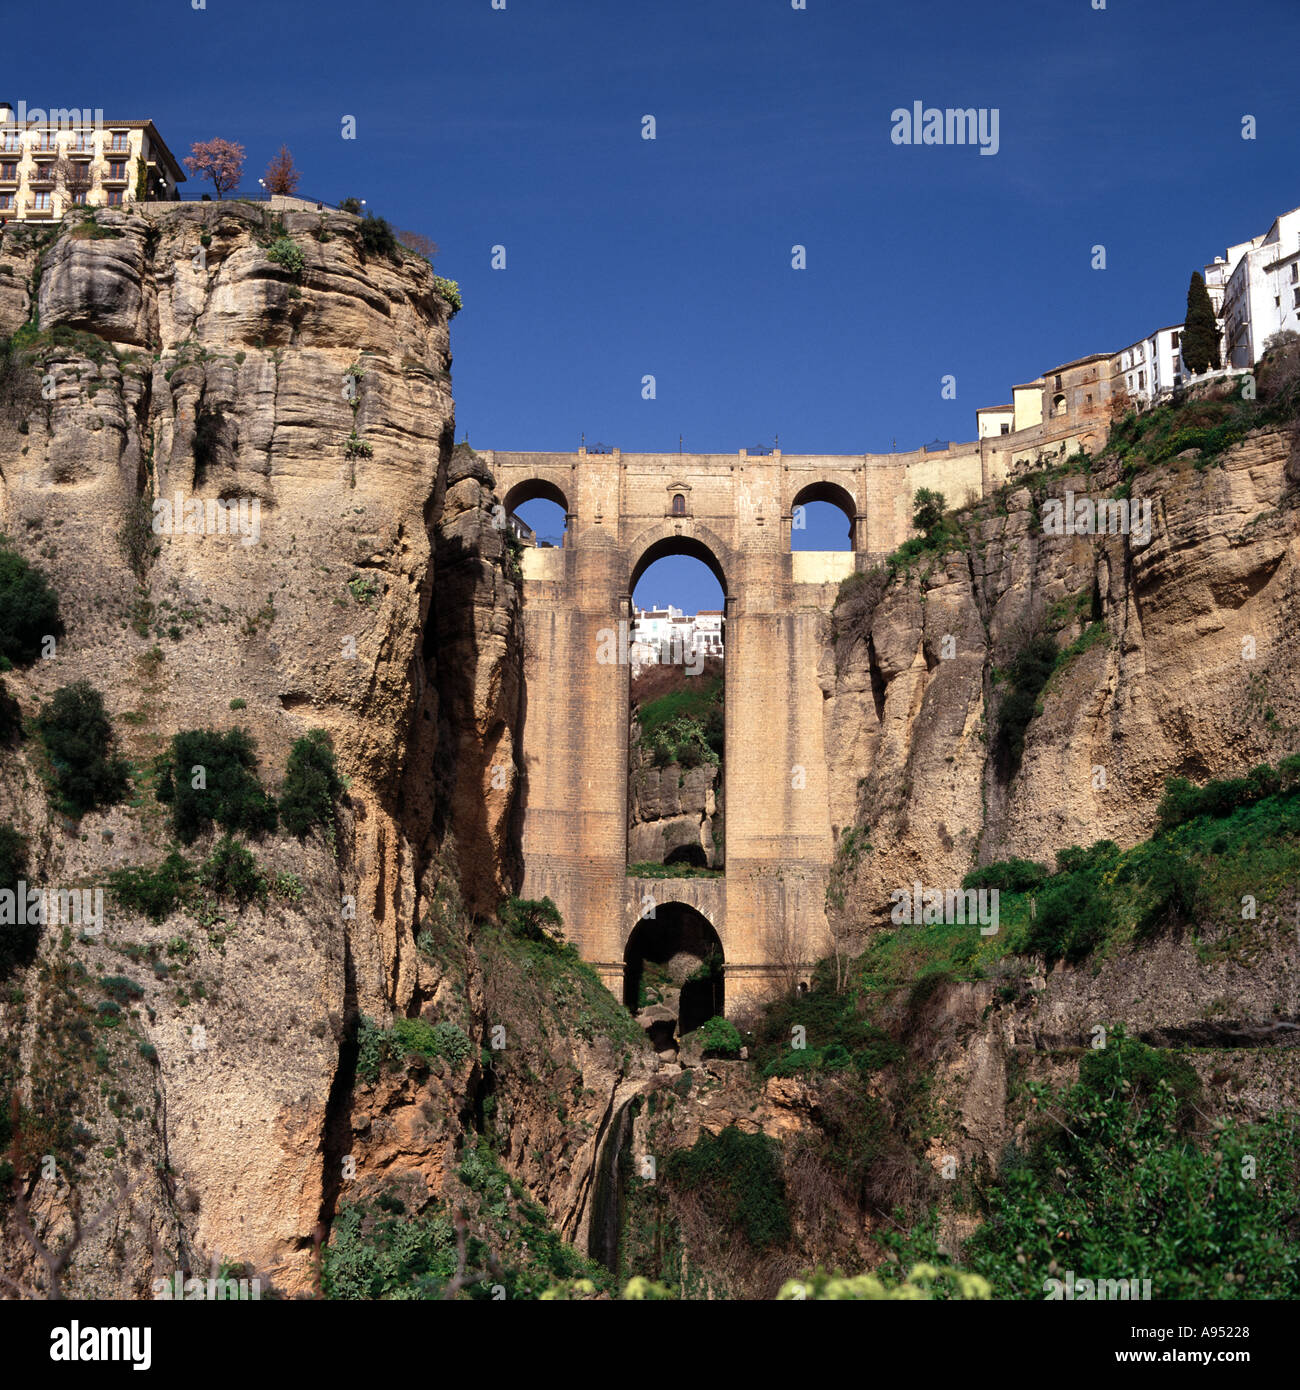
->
[664,1125,791,1252]
[107,851,196,922]
[0,823,38,979]
[279,728,343,839]
[992,634,1059,778]
[0,678,21,743]
[35,681,131,818]
[155,728,278,843]
[0,540,63,669]
[965,1031,1300,1299]
[961,857,1049,893]
[498,896,566,950]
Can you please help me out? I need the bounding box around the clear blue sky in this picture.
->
[17,0,1297,611]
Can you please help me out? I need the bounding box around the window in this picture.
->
[0,163,15,180]
[999,422,1009,435]
[1292,264,1299,283]
[1053,374,1062,390]
[32,192,51,210]
[1170,332,1180,348]
[109,132,129,152]
[1052,393,1067,415]
[1,134,20,153]
[106,188,124,205]
[108,161,126,180]
[671,493,686,515]
[0,194,13,211]
[1293,288,1300,309]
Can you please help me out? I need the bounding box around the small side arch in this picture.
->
[503,477,570,516]
[790,479,859,551]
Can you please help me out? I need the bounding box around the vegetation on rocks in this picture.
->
[35,681,131,818]
[154,728,278,843]
[0,540,62,668]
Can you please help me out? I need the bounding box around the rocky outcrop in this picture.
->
[821,434,1300,940]
[0,203,529,1297]
[627,754,720,867]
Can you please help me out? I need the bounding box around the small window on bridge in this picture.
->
[671,493,686,516]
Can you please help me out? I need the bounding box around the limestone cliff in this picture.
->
[822,427,1300,938]
[0,203,540,1296]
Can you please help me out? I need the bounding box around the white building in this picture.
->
[1114,325,1184,406]
[1216,207,1300,368]
[629,605,724,674]
[976,404,1014,438]
[693,610,724,658]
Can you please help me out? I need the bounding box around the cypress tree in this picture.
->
[1182,272,1221,374]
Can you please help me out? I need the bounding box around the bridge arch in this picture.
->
[790,479,859,551]
[504,476,570,517]
[623,900,725,1034]
[627,520,732,597]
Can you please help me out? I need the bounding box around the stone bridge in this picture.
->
[482,444,993,1012]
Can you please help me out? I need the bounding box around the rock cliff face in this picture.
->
[0,204,537,1296]
[822,433,1300,936]
[627,753,720,867]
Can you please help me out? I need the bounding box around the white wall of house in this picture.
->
[1115,327,1183,404]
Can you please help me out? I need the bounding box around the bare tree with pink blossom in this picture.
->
[183,138,245,199]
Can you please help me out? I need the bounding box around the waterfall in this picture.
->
[588,1096,636,1273]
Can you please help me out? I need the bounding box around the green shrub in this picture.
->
[322,1200,457,1300]
[357,213,399,261]
[357,1015,473,1079]
[1157,759,1300,831]
[912,487,946,534]
[0,678,21,742]
[993,635,1058,778]
[0,540,62,667]
[694,1015,742,1056]
[961,858,1049,893]
[99,975,145,1006]
[388,1017,471,1068]
[35,681,131,817]
[664,1125,791,1251]
[107,851,195,921]
[279,728,343,838]
[155,728,277,843]
[966,1032,1298,1299]
[199,834,268,906]
[431,275,462,316]
[356,1014,383,1083]
[0,823,37,978]
[499,896,566,949]
[266,237,305,275]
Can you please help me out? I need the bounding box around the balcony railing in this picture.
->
[107,138,130,152]
[27,168,55,188]
[1,138,23,154]
[0,170,17,186]
[24,201,53,217]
